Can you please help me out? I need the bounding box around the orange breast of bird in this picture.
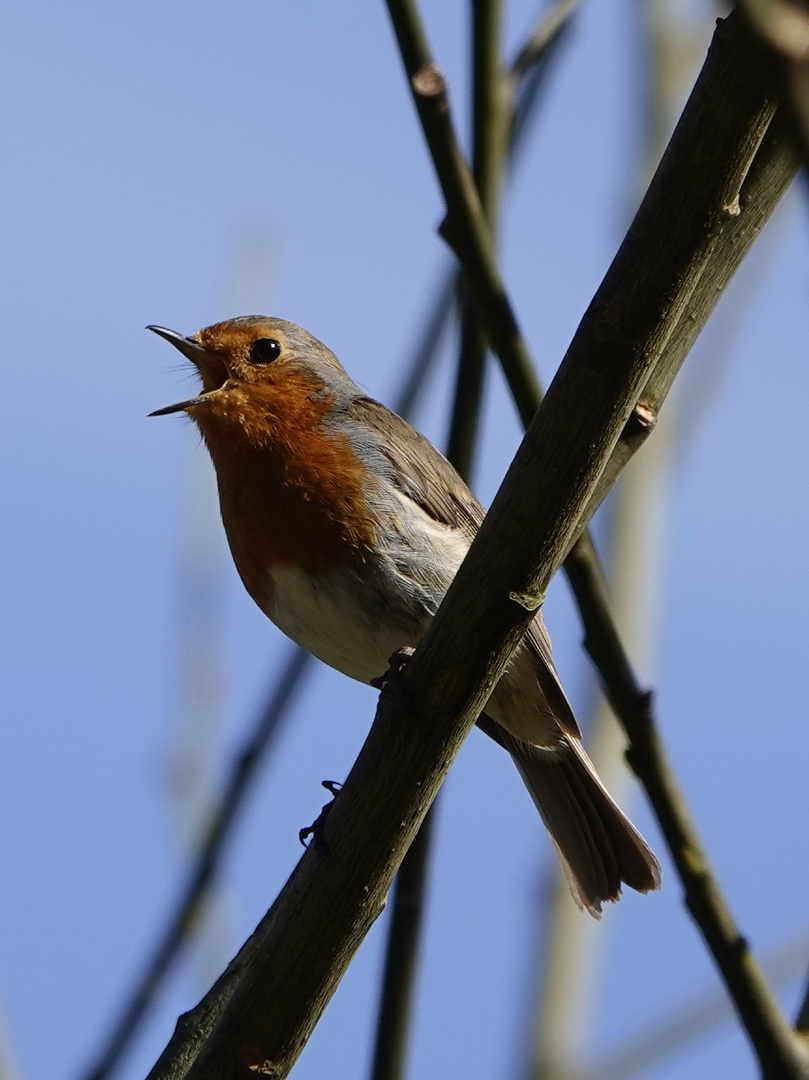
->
[192,370,379,611]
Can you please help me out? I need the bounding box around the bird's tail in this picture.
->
[502,730,661,916]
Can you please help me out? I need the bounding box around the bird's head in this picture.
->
[148,316,356,422]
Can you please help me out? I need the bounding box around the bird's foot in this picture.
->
[370,646,415,690]
[299,780,343,858]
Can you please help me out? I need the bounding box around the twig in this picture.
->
[387,0,796,529]
[394,0,584,430]
[448,0,504,482]
[386,0,544,427]
[510,0,584,85]
[564,540,809,1079]
[392,272,456,419]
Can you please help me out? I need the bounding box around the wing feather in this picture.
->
[346,397,484,538]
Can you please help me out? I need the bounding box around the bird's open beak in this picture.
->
[147,325,226,416]
[147,325,207,363]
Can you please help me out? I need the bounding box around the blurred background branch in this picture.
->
[738,0,809,169]
[591,928,809,1080]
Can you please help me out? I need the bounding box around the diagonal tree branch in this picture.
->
[591,928,809,1080]
[388,0,795,509]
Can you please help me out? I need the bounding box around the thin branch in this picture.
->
[368,806,436,1080]
[81,647,312,1080]
[392,272,456,419]
[564,539,809,1080]
[397,0,585,440]
[371,4,507,1075]
[387,0,796,525]
[448,0,505,485]
[386,0,544,427]
[510,0,585,84]
[447,3,499,473]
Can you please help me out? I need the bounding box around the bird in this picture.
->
[149,315,661,915]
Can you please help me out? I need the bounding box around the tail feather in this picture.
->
[499,727,661,916]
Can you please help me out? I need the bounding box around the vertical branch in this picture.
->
[371,5,507,1076]
[367,809,435,1080]
[447,0,504,475]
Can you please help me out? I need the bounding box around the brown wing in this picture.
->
[347,396,581,739]
[346,396,485,539]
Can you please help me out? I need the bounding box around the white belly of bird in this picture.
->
[264,560,427,685]
[262,498,472,685]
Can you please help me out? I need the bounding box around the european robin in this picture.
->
[150,316,661,915]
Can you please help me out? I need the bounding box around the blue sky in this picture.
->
[2,2,808,1080]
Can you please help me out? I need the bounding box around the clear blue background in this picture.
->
[2,2,808,1079]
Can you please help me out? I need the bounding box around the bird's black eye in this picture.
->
[249,337,282,364]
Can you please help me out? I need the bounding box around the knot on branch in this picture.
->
[412,65,447,111]
[622,400,658,441]
[508,589,544,612]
